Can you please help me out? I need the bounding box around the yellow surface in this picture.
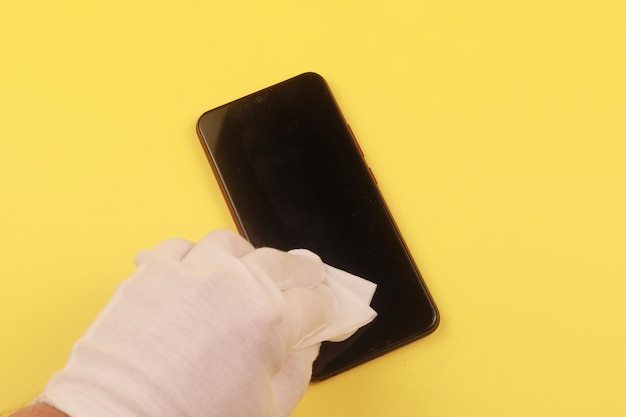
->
[1,1,625,415]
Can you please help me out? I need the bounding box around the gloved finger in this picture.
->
[280,284,337,350]
[239,247,327,291]
[271,344,321,417]
[287,248,322,262]
[135,238,195,266]
[182,229,255,271]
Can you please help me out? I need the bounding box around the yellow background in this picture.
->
[2,1,625,415]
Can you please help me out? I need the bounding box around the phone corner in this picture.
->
[426,303,441,335]
[298,71,327,83]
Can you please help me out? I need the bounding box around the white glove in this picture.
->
[38,229,376,417]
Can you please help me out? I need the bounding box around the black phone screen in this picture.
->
[197,72,438,379]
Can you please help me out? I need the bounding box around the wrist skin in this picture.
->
[10,404,68,417]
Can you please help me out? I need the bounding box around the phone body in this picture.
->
[196,72,439,380]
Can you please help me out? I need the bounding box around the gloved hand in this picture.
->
[38,229,376,417]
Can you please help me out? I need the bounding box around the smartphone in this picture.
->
[196,72,439,380]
